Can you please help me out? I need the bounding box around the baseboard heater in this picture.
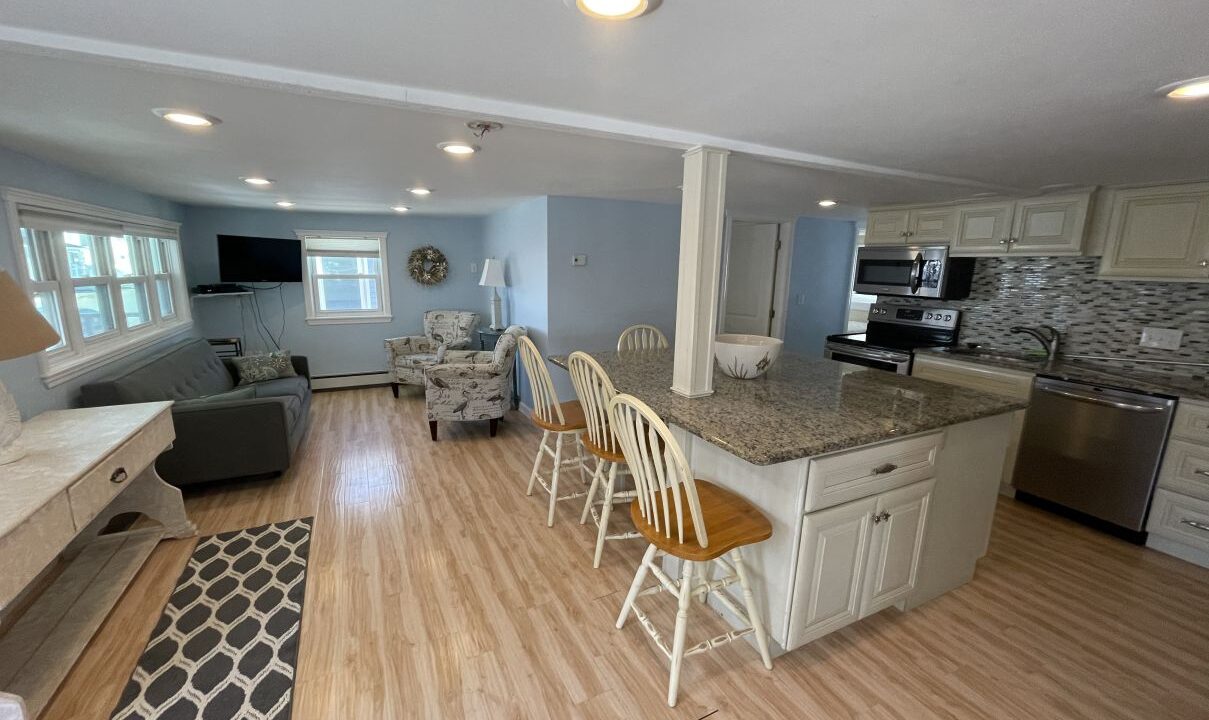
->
[310,371,392,391]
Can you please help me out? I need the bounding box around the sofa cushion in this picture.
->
[250,376,311,403]
[173,386,257,409]
[83,338,235,404]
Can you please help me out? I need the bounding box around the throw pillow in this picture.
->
[231,351,299,386]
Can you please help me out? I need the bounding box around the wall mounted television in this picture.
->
[217,235,303,283]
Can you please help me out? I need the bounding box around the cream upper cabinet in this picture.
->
[1008,193,1090,255]
[864,207,956,245]
[865,209,912,244]
[952,202,1015,255]
[1098,183,1209,281]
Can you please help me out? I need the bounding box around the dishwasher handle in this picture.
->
[1036,385,1170,413]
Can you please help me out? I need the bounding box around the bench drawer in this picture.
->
[805,432,943,512]
[1171,400,1209,446]
[1147,489,1209,555]
[66,410,173,529]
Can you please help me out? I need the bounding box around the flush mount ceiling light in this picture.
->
[241,176,274,186]
[565,0,661,20]
[407,187,433,196]
[438,141,480,156]
[817,199,838,208]
[153,108,221,127]
[1157,76,1209,99]
[275,201,295,208]
[392,205,410,213]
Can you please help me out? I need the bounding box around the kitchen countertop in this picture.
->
[547,351,1026,465]
[917,348,1209,403]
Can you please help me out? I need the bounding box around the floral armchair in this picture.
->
[425,325,526,440]
[385,310,480,396]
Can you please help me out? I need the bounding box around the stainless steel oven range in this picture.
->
[824,303,960,374]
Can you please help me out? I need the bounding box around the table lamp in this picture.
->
[0,269,62,465]
[479,258,507,331]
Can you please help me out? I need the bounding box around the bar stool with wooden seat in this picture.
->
[516,335,588,527]
[609,393,773,708]
[567,351,641,567]
[617,324,669,352]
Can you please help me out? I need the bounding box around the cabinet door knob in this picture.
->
[998,238,1008,245]
[872,510,892,524]
[1200,259,1208,268]
[110,467,128,484]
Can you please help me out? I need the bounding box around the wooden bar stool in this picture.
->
[608,393,773,708]
[516,336,588,527]
[617,324,669,352]
[567,351,642,568]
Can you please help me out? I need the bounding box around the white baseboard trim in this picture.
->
[311,372,392,391]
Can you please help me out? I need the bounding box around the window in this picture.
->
[6,189,191,386]
[298,231,392,324]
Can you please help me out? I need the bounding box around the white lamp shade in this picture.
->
[479,258,506,288]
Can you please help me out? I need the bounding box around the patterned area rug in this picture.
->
[110,517,313,720]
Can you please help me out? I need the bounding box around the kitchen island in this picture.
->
[549,351,1026,654]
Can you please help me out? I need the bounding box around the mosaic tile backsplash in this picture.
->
[883,256,1209,379]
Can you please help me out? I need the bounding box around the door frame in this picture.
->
[718,216,796,339]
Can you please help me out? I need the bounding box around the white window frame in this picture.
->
[4,188,192,388]
[297,230,392,325]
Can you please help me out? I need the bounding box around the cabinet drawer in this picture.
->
[911,356,1034,400]
[0,493,76,608]
[1158,438,1209,502]
[1147,489,1209,554]
[1171,400,1209,445]
[67,410,173,529]
[804,433,942,512]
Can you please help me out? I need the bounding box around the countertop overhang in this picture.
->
[548,351,1026,465]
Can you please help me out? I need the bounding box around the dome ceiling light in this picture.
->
[565,0,661,21]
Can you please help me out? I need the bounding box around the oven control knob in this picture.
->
[945,314,953,321]
[925,312,934,320]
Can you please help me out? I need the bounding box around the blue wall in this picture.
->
[483,197,548,407]
[0,146,189,418]
[180,206,490,378]
[782,217,857,355]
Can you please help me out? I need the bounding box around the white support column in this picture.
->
[672,146,730,398]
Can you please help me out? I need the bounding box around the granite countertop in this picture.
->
[547,351,1026,466]
[917,348,1209,403]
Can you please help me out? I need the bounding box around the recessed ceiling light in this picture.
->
[565,0,661,20]
[153,108,221,127]
[1157,76,1209,99]
[438,141,480,156]
[241,177,274,186]
[818,199,838,208]
[392,206,410,213]
[408,187,433,196]
[275,201,295,208]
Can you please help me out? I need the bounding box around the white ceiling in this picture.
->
[0,50,986,217]
[0,0,1206,214]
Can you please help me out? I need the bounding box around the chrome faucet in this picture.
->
[1010,325,1061,359]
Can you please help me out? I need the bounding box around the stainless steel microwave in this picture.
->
[853,245,974,299]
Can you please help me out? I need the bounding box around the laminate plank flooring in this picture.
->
[40,388,1209,719]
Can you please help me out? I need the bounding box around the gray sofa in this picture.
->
[80,338,311,486]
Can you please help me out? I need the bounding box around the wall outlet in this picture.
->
[571,254,587,267]
[1139,327,1183,350]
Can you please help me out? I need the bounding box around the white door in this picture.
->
[907,207,957,244]
[859,479,933,617]
[787,496,876,649]
[951,202,1015,256]
[1008,193,1090,255]
[865,210,911,245]
[1100,183,1209,279]
[723,222,779,335]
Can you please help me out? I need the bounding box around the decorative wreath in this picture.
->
[407,245,449,286]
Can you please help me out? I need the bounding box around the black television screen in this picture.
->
[217,235,303,282]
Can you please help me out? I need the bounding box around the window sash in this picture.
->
[299,233,390,321]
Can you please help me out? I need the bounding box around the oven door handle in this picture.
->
[908,253,924,294]
[1036,386,1169,413]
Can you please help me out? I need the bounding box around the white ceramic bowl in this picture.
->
[714,334,784,379]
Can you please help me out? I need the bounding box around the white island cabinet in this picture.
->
[549,352,1022,656]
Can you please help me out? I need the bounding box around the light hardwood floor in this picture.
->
[42,388,1209,719]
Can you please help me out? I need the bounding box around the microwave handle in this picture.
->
[908,253,924,294]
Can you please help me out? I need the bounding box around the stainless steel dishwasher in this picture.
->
[1013,376,1176,541]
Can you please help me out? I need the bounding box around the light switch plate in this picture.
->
[1139,327,1183,350]
[571,254,587,266]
